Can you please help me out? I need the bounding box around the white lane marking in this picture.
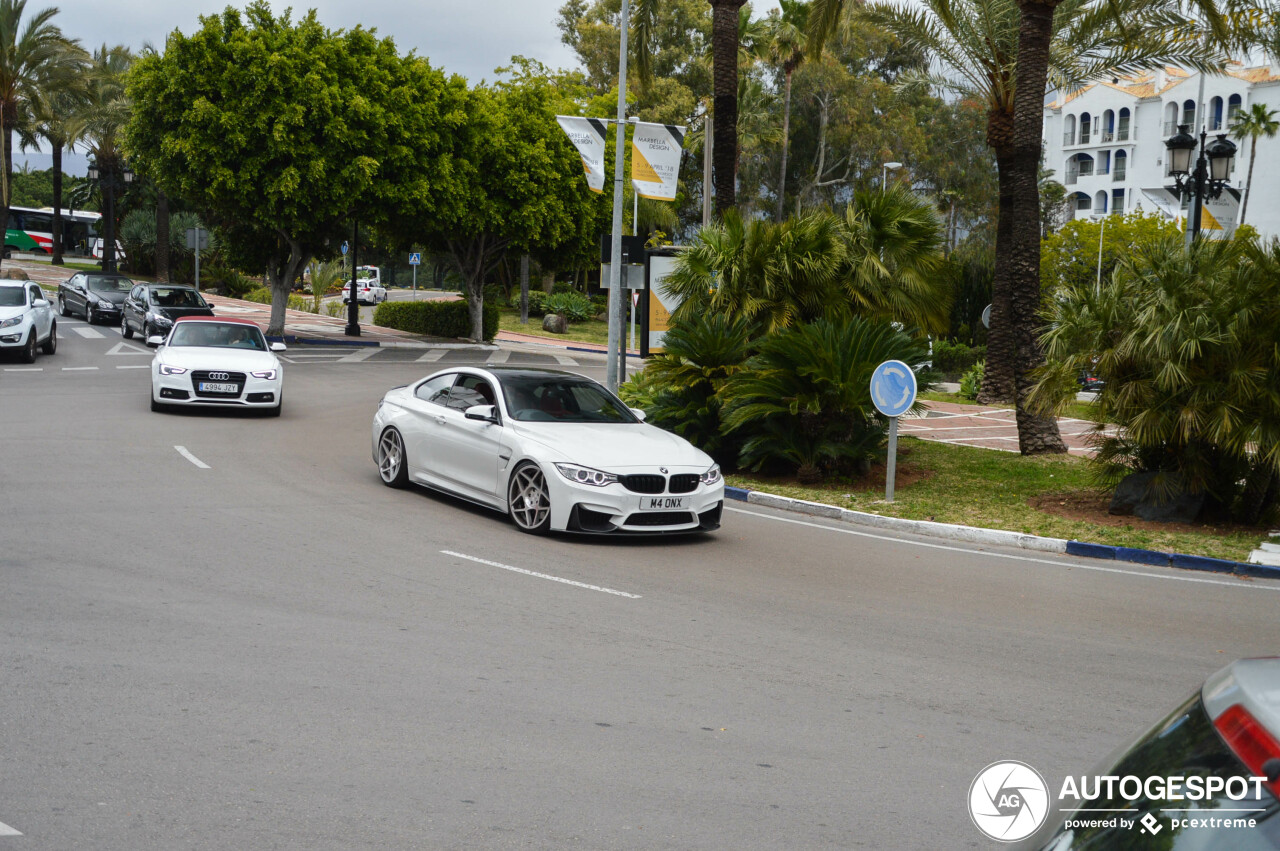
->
[105,341,150,355]
[0,820,21,836]
[174,446,210,469]
[485,349,512,364]
[61,367,98,371]
[336,348,378,363]
[724,506,1280,593]
[415,350,448,363]
[116,365,150,369]
[3,367,41,372]
[72,326,104,339]
[440,550,641,599]
[553,355,578,366]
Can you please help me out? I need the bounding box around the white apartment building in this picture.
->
[1042,59,1280,239]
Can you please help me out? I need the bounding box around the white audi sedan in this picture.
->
[370,367,724,534]
[149,317,286,415]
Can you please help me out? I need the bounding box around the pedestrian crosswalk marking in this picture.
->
[485,349,511,364]
[72,326,104,339]
[416,350,447,362]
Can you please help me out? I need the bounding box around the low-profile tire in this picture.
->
[376,427,409,488]
[58,297,68,317]
[507,461,552,535]
[121,316,133,339]
[41,322,56,355]
[144,323,156,346]
[85,305,95,325]
[19,330,37,364]
[150,395,167,413]
[265,393,283,418]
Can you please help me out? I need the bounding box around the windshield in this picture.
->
[0,287,25,307]
[499,375,637,423]
[87,276,132,294]
[149,287,206,308]
[169,322,266,351]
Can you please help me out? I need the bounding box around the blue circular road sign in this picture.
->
[340,241,349,256]
[870,360,918,418]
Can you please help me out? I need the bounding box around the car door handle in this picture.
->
[435,415,446,425]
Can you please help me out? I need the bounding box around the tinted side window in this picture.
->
[415,374,456,405]
[455,375,497,406]
[445,388,489,412]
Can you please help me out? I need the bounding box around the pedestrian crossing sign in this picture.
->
[409,252,421,265]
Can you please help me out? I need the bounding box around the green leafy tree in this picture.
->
[70,44,131,272]
[126,3,469,335]
[1230,103,1279,226]
[762,0,809,222]
[1040,211,1181,297]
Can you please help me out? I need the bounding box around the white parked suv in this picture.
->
[342,266,387,305]
[0,281,57,363]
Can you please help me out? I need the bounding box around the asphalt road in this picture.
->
[3,321,1279,849]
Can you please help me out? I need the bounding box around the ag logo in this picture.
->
[968,760,1050,842]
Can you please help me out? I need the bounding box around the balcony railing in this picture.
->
[1113,198,1125,214]
[1065,171,1079,185]
[1163,120,1179,136]
[1097,163,1110,175]
[1117,124,1131,141]
[1102,130,1115,142]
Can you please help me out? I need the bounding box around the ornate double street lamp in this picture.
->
[86,159,134,273]
[1163,123,1237,241]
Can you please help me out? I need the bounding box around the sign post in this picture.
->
[870,360,918,503]
[409,252,421,300]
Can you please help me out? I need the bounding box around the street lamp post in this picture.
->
[882,161,903,193]
[1164,124,1237,241]
[1090,213,1107,295]
[86,159,133,274]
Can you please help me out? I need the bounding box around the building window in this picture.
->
[1118,108,1131,141]
[1210,96,1224,130]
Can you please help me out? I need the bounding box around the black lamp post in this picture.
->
[1164,124,1237,240]
[345,219,360,336]
[86,159,133,273]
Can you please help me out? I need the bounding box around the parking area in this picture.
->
[903,398,1114,456]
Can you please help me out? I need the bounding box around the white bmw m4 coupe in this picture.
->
[371,367,724,534]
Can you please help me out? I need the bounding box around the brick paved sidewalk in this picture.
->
[902,399,1116,456]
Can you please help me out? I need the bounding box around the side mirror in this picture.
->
[464,404,498,424]
[270,342,287,352]
[629,407,647,422]
[146,335,165,347]
[33,298,48,307]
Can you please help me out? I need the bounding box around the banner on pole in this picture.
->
[556,116,609,193]
[631,123,686,201]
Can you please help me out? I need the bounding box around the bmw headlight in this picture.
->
[250,369,278,380]
[158,364,188,375]
[700,464,722,486]
[553,463,619,487]
[0,315,21,328]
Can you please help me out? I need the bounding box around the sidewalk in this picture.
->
[904,399,1114,456]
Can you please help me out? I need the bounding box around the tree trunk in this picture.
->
[156,188,171,282]
[775,66,794,223]
[51,143,64,265]
[1009,0,1066,454]
[979,146,1017,403]
[709,0,746,216]
[1236,461,1277,526]
[0,116,11,271]
[1241,138,1255,225]
[265,233,310,336]
[520,253,530,324]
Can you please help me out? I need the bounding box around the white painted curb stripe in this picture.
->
[0,820,21,836]
[441,550,641,599]
[174,446,210,469]
[742,491,1068,553]
[726,506,1280,592]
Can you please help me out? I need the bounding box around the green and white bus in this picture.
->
[5,206,101,258]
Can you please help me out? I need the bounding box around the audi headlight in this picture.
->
[158,364,187,375]
[700,464,722,485]
[553,463,619,487]
[0,315,21,328]
[250,369,278,380]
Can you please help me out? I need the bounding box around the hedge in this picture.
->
[933,340,986,375]
[373,299,498,341]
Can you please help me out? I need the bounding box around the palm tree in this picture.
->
[19,78,87,265]
[764,0,809,223]
[809,0,1220,454]
[0,0,79,266]
[709,0,747,214]
[69,44,132,274]
[1230,103,1279,226]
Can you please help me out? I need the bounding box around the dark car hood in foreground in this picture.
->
[156,306,215,320]
[92,291,128,305]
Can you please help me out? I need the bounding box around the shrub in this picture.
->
[960,360,984,400]
[373,299,498,341]
[245,287,272,305]
[551,281,574,294]
[543,291,594,323]
[720,317,931,483]
[508,289,548,317]
[208,266,257,298]
[933,340,985,375]
[325,300,346,318]
[287,294,313,313]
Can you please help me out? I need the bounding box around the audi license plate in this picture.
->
[199,381,239,394]
[638,496,688,511]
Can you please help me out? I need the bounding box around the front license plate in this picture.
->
[638,496,688,511]
[199,381,239,393]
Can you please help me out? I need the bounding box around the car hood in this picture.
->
[511,421,712,471]
[0,305,29,322]
[158,347,280,371]
[154,306,215,320]
[89,290,128,305]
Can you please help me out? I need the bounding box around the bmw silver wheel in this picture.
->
[508,462,551,534]
[377,428,409,488]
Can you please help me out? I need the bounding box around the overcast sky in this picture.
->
[56,0,783,83]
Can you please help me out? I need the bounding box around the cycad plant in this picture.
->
[1033,234,1280,523]
[719,317,930,483]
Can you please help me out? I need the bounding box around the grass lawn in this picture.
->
[918,390,1104,424]
[498,309,612,347]
[726,437,1266,562]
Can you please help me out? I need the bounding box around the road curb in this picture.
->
[724,485,1280,581]
[266,336,497,350]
